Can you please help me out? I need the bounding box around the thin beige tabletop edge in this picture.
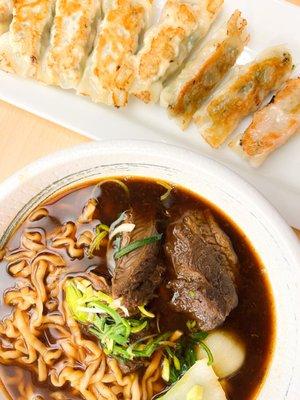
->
[0,99,89,182]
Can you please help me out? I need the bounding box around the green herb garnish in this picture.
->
[156,180,174,201]
[98,223,110,232]
[186,320,196,331]
[161,357,170,381]
[198,340,214,366]
[65,278,213,374]
[138,305,155,318]
[163,331,213,384]
[65,280,90,323]
[88,224,109,256]
[114,234,163,259]
[65,277,169,361]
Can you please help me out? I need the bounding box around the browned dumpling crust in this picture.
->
[230,77,300,166]
[77,0,152,107]
[193,46,293,148]
[0,0,297,171]
[129,0,223,104]
[39,0,102,89]
[0,0,12,34]
[160,10,249,129]
[0,0,56,77]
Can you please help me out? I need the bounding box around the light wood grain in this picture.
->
[286,0,300,5]
[0,100,89,182]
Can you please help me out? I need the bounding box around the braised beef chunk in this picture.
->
[112,208,164,308]
[165,209,238,331]
[83,272,111,294]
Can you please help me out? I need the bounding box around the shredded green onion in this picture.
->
[76,280,91,293]
[138,305,155,319]
[65,280,90,323]
[114,234,163,259]
[173,355,181,371]
[88,225,109,256]
[186,320,197,331]
[156,180,174,201]
[198,341,214,366]
[65,277,213,373]
[131,332,170,358]
[163,329,213,384]
[65,277,172,361]
[190,332,208,342]
[98,223,110,232]
[162,357,170,382]
[130,320,148,333]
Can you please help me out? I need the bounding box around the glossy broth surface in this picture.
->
[0,178,275,400]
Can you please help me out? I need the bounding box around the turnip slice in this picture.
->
[197,330,246,379]
[158,359,227,400]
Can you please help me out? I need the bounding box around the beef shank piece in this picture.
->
[165,209,238,331]
[83,272,111,294]
[112,207,164,309]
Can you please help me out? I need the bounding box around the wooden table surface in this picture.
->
[0,100,89,181]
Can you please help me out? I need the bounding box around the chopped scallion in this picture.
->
[98,223,110,232]
[173,355,181,371]
[156,180,174,201]
[130,320,148,333]
[186,320,197,331]
[198,341,214,366]
[65,277,213,371]
[162,357,170,382]
[65,277,170,361]
[163,330,212,384]
[138,305,155,319]
[114,234,163,259]
[88,228,108,257]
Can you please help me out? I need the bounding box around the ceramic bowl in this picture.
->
[0,140,299,399]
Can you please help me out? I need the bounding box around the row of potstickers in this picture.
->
[0,0,298,166]
[0,0,223,106]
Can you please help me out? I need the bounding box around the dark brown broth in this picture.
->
[0,177,275,400]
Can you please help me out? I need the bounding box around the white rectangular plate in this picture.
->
[0,0,299,227]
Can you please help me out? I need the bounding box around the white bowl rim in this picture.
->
[0,139,299,400]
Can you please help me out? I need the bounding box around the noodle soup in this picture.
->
[0,178,274,400]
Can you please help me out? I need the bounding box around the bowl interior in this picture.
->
[0,140,299,399]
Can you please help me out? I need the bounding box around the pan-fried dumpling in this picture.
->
[0,0,12,35]
[229,78,300,167]
[39,0,102,89]
[160,10,249,129]
[77,0,152,107]
[129,0,224,104]
[193,46,293,148]
[0,0,56,78]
